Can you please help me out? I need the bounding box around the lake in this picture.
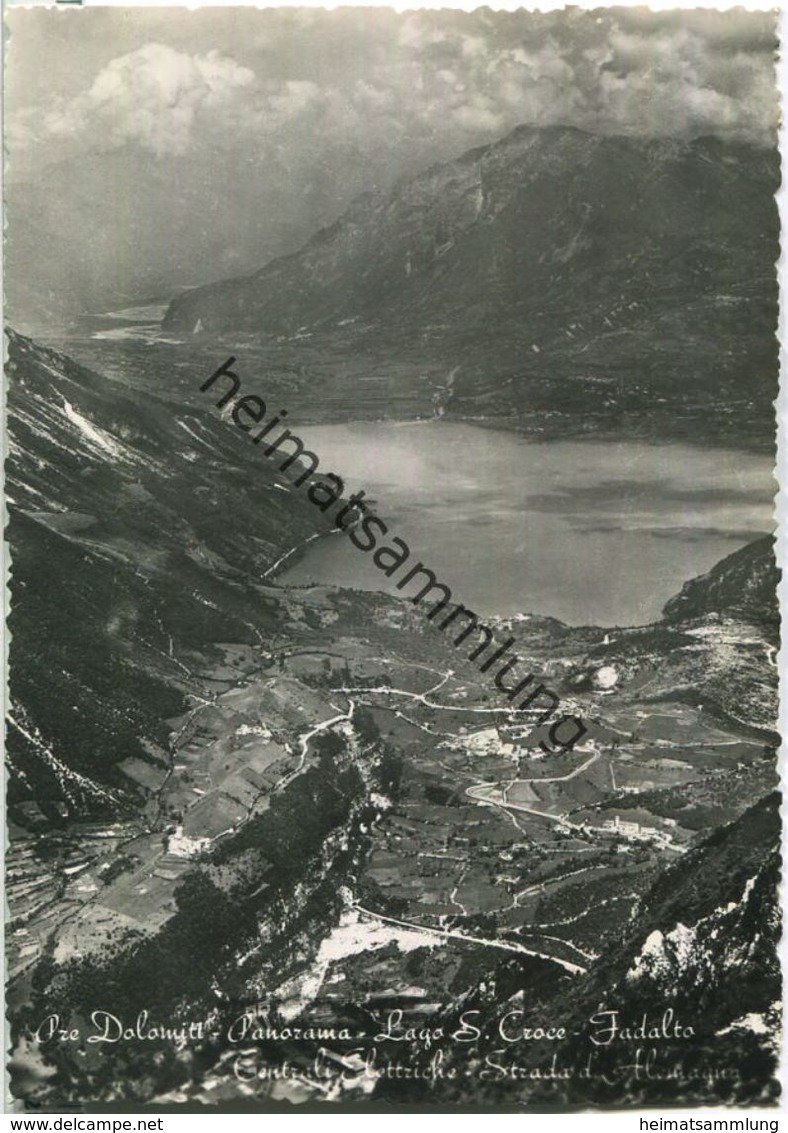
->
[278,422,774,627]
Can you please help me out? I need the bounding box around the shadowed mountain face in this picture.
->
[164,127,779,445]
[5,332,779,1110]
[5,330,330,820]
[5,328,779,820]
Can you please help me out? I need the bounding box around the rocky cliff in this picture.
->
[163,127,778,443]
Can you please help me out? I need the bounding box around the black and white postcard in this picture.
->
[4,4,782,1113]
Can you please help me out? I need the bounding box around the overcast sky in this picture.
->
[5,7,779,323]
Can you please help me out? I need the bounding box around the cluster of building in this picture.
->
[599,813,676,846]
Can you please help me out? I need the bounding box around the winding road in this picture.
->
[350,903,587,975]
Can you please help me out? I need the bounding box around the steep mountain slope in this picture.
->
[164,127,779,442]
[476,535,777,749]
[5,330,330,819]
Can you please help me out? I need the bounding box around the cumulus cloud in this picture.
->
[43,43,255,156]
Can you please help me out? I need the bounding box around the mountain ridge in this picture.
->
[162,124,778,446]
